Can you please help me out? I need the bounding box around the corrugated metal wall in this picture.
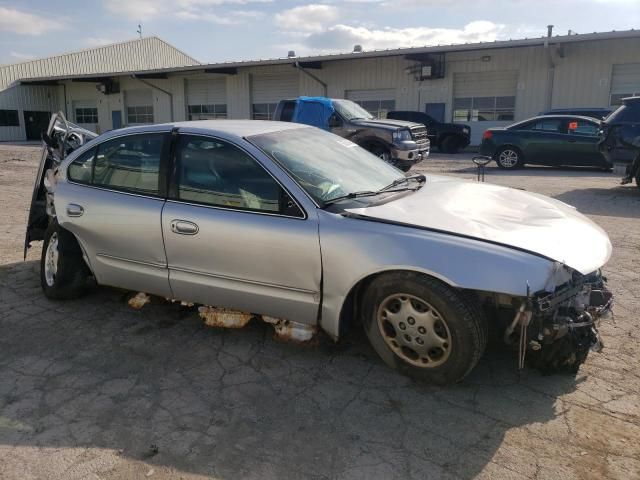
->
[0,84,59,141]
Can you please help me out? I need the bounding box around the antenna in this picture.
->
[137,24,142,39]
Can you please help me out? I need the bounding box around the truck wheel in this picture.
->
[362,272,487,384]
[40,221,90,300]
[440,136,461,154]
[495,146,524,169]
[369,145,393,165]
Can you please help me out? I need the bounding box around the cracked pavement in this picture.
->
[0,144,639,479]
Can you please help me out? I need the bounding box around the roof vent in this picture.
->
[353,44,363,53]
[547,24,554,37]
[287,50,296,58]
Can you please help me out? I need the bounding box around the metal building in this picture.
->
[2,29,640,145]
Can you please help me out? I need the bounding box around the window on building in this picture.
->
[92,133,164,195]
[174,135,298,215]
[252,103,278,120]
[352,99,395,119]
[75,107,98,124]
[188,104,227,120]
[610,93,639,106]
[0,109,19,127]
[126,105,154,124]
[453,96,515,122]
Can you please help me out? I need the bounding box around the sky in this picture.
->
[0,0,639,65]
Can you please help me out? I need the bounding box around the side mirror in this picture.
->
[328,114,341,128]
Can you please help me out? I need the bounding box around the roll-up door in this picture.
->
[72,100,98,132]
[186,78,228,119]
[453,71,518,144]
[610,63,640,106]
[251,73,299,119]
[125,89,154,125]
[346,89,396,118]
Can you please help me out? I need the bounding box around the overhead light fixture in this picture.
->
[481,55,491,62]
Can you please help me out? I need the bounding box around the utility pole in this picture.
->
[137,24,142,39]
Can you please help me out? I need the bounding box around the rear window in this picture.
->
[279,102,296,122]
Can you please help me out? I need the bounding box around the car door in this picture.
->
[55,131,172,297]
[162,134,322,324]
[562,118,604,166]
[521,117,565,164]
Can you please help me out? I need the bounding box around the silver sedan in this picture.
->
[26,114,613,384]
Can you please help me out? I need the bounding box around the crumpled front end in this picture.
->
[501,267,613,373]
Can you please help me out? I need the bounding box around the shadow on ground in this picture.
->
[554,186,640,219]
[0,261,582,479]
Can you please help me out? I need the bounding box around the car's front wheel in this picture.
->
[495,147,524,169]
[41,221,90,299]
[440,135,461,154]
[362,272,487,384]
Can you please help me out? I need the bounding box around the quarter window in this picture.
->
[75,107,98,124]
[126,106,154,124]
[67,148,96,184]
[92,133,164,194]
[252,103,278,120]
[188,104,227,120]
[0,109,19,127]
[453,96,515,122]
[174,136,301,216]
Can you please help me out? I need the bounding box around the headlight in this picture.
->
[392,129,412,142]
[463,127,470,135]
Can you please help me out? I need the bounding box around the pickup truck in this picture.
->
[599,96,640,189]
[273,97,429,171]
[387,110,471,153]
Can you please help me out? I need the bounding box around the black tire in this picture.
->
[398,164,412,172]
[369,144,393,165]
[495,146,524,169]
[40,221,90,300]
[440,136,461,154]
[362,272,487,384]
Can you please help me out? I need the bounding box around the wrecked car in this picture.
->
[25,113,613,384]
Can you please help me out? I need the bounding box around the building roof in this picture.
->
[0,36,200,92]
[11,28,640,86]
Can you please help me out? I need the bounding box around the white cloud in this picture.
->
[104,0,271,20]
[85,37,119,47]
[0,7,64,35]
[275,5,340,33]
[177,8,264,24]
[304,20,503,51]
[10,51,36,61]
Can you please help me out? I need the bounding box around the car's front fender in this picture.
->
[317,210,562,339]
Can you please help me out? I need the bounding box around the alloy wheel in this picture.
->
[498,149,519,168]
[44,232,59,287]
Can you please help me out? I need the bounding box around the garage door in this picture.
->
[251,73,299,119]
[72,100,98,132]
[610,63,640,106]
[453,71,518,144]
[186,78,227,119]
[346,89,395,118]
[125,89,154,125]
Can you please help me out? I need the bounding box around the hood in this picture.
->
[352,118,420,130]
[345,176,611,275]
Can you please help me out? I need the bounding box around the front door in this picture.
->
[561,118,604,166]
[56,132,171,297]
[162,134,322,324]
[23,111,50,140]
[521,117,565,164]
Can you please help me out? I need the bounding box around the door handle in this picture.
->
[170,220,199,235]
[66,204,84,217]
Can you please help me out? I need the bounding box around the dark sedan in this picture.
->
[479,115,610,169]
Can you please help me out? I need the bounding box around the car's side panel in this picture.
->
[317,210,556,339]
[162,201,322,324]
[55,182,171,297]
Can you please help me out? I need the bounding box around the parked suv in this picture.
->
[599,96,640,188]
[273,97,429,171]
[387,111,470,153]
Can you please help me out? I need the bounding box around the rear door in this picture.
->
[562,117,604,166]
[55,131,172,296]
[162,134,322,323]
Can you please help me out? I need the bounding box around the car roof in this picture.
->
[544,107,611,113]
[509,114,600,126]
[94,120,310,142]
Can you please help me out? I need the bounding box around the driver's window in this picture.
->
[173,135,303,217]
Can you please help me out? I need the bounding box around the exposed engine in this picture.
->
[503,270,613,374]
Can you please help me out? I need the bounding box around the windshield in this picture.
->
[248,127,404,205]
[332,99,374,121]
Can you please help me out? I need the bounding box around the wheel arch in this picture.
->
[494,143,524,160]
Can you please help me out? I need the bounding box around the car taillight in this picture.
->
[482,130,493,140]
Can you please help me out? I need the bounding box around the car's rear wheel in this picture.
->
[440,136,461,154]
[495,146,523,169]
[362,272,487,384]
[41,221,90,300]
